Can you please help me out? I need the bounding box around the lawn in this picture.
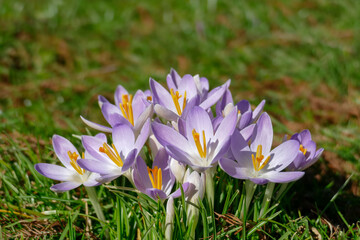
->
[1,0,359,238]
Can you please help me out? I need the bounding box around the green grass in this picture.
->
[1,0,360,238]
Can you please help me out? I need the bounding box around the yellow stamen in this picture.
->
[99,143,123,167]
[147,96,152,101]
[299,144,307,155]
[67,151,85,175]
[147,166,162,190]
[170,88,186,115]
[119,94,134,126]
[251,145,271,171]
[192,129,207,158]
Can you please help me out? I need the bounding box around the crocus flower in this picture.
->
[219,113,304,185]
[150,70,227,121]
[287,130,324,171]
[133,149,189,200]
[78,120,150,183]
[35,135,101,192]
[214,88,265,132]
[81,85,153,135]
[152,106,237,172]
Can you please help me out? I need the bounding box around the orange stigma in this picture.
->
[299,144,307,155]
[251,145,271,171]
[170,88,186,115]
[147,166,162,190]
[119,94,134,126]
[99,143,123,167]
[67,151,85,175]
[192,129,207,158]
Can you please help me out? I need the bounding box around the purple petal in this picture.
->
[154,104,179,121]
[52,135,79,169]
[238,111,252,130]
[77,159,115,174]
[261,171,305,183]
[50,181,81,193]
[83,173,102,187]
[134,119,150,151]
[80,116,112,133]
[213,107,237,147]
[300,130,312,144]
[35,163,74,181]
[216,89,233,116]
[236,100,251,113]
[134,104,154,133]
[121,149,137,172]
[178,74,198,100]
[199,85,226,110]
[185,106,214,142]
[230,130,251,165]
[151,121,191,150]
[265,140,300,172]
[98,95,110,108]
[82,135,112,163]
[134,156,153,191]
[165,145,194,167]
[146,188,168,200]
[97,173,122,183]
[249,178,269,185]
[252,100,266,121]
[251,112,273,155]
[150,78,175,111]
[169,182,190,198]
[113,124,135,156]
[239,124,256,142]
[101,103,129,127]
[219,158,250,179]
[114,85,129,107]
[167,68,182,89]
[181,95,200,119]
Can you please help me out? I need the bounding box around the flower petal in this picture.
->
[151,121,191,150]
[77,159,115,174]
[50,181,82,193]
[252,100,265,121]
[80,116,112,133]
[52,135,79,170]
[83,173,102,187]
[114,85,129,107]
[35,163,75,181]
[185,106,214,141]
[169,182,190,198]
[219,158,250,179]
[113,124,135,156]
[251,112,273,155]
[265,140,300,172]
[199,84,226,110]
[261,171,305,183]
[146,188,168,200]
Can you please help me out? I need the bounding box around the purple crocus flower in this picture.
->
[152,106,237,172]
[133,149,190,200]
[77,120,150,183]
[35,135,101,192]
[214,88,265,132]
[150,69,227,121]
[219,113,304,185]
[287,130,324,171]
[81,85,153,135]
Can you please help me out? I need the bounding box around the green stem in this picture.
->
[240,180,257,219]
[259,182,275,218]
[274,183,288,201]
[205,168,215,209]
[85,186,109,239]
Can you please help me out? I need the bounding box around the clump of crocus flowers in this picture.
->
[35,69,323,239]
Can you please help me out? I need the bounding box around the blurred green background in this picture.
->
[1,0,359,235]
